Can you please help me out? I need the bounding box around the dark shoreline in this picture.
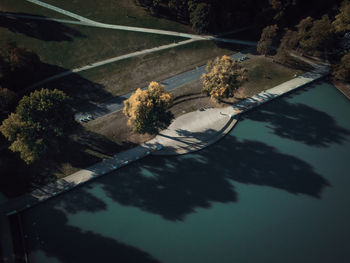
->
[333,80,350,100]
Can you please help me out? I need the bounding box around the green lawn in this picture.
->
[240,56,304,97]
[0,0,68,19]
[0,20,182,69]
[40,0,193,33]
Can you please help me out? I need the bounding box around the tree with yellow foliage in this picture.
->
[123,82,173,134]
[201,55,247,102]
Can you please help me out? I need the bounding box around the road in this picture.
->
[75,51,251,121]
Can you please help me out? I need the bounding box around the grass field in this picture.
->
[74,41,238,97]
[239,55,304,97]
[36,0,193,33]
[0,0,68,19]
[0,17,182,69]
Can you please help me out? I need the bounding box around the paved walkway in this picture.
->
[74,51,252,120]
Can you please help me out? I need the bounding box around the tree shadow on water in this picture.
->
[243,87,350,147]
[0,12,85,41]
[92,133,329,221]
[23,206,161,263]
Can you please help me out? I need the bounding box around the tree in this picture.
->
[300,15,333,53]
[0,43,40,92]
[296,15,334,54]
[0,89,73,164]
[190,3,212,33]
[201,55,247,102]
[0,87,17,112]
[333,0,350,33]
[123,82,173,134]
[332,52,350,82]
[257,24,278,55]
[275,29,299,64]
[296,16,314,48]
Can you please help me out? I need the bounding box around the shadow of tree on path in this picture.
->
[0,12,85,41]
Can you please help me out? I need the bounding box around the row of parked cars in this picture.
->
[79,114,94,123]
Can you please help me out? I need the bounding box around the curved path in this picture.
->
[153,63,329,155]
[25,0,257,46]
[25,0,205,39]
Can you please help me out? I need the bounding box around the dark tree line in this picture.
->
[137,0,343,33]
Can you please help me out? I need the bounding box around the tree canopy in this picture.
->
[0,88,73,164]
[190,3,212,33]
[257,24,279,55]
[333,0,350,33]
[123,82,173,134]
[298,15,334,54]
[201,55,247,102]
[0,43,40,92]
[332,52,350,82]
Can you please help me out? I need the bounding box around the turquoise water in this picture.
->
[22,81,350,263]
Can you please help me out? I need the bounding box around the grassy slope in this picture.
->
[40,0,193,33]
[77,41,238,96]
[240,56,304,97]
[0,20,181,69]
[0,0,68,19]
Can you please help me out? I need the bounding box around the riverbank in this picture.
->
[0,61,329,216]
[0,60,329,263]
[333,80,350,99]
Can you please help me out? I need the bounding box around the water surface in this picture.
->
[23,81,350,263]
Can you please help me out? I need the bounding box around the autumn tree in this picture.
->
[333,0,350,33]
[332,52,350,82]
[123,82,173,134]
[201,55,247,102]
[257,25,279,55]
[296,15,334,54]
[0,89,73,164]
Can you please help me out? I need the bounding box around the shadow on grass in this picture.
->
[171,94,207,107]
[276,56,315,72]
[0,12,85,41]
